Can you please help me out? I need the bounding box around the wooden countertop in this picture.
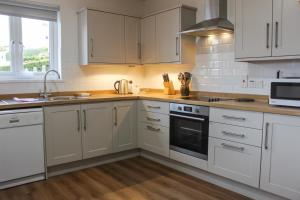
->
[1,92,300,117]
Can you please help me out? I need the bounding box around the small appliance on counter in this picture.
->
[114,79,132,94]
[178,72,192,96]
[162,73,176,95]
[269,80,300,108]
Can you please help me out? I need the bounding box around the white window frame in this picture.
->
[0,14,59,81]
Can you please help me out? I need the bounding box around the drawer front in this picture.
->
[210,107,263,129]
[139,100,169,114]
[0,111,43,129]
[209,122,262,147]
[139,111,169,127]
[208,137,261,188]
[138,122,169,157]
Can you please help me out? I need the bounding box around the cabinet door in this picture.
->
[235,0,273,59]
[141,16,157,64]
[113,101,137,152]
[138,122,169,157]
[156,8,180,63]
[88,10,125,64]
[125,16,141,64]
[81,103,113,159]
[261,114,300,200]
[208,137,261,188]
[44,105,82,166]
[273,0,300,57]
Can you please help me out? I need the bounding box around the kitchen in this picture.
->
[0,0,300,200]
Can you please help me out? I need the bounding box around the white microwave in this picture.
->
[269,80,300,108]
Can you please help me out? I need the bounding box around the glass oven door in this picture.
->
[170,114,209,160]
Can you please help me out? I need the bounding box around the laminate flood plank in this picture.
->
[0,157,253,200]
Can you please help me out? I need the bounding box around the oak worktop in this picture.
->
[1,92,300,117]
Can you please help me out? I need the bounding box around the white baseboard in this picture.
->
[140,150,288,200]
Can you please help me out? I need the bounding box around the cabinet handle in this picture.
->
[90,38,94,58]
[77,110,81,132]
[114,107,117,126]
[9,118,20,123]
[137,43,142,59]
[221,143,245,152]
[147,105,161,109]
[176,36,179,56]
[265,122,270,150]
[266,23,270,49]
[222,131,245,138]
[83,110,87,131]
[275,22,279,48]
[222,115,246,121]
[147,117,161,122]
[147,125,160,132]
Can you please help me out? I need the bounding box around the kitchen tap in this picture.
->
[40,70,61,99]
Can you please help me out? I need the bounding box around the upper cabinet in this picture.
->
[141,6,197,64]
[235,0,300,61]
[78,9,140,65]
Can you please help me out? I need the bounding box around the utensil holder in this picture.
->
[180,85,190,96]
[163,81,176,95]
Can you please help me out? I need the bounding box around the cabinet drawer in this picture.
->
[208,137,261,188]
[210,108,263,129]
[138,122,169,157]
[209,122,262,147]
[139,111,169,127]
[139,100,169,114]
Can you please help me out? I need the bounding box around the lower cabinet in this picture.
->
[44,105,83,166]
[208,138,261,187]
[261,114,300,200]
[138,122,169,157]
[112,101,137,152]
[81,103,113,159]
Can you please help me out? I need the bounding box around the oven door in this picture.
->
[170,113,209,160]
[270,82,300,107]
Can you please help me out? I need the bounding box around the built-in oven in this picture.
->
[270,80,300,108]
[170,103,209,160]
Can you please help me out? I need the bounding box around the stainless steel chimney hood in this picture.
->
[181,0,234,37]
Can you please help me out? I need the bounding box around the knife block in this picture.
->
[163,81,176,95]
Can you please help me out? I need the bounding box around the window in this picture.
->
[0,1,59,80]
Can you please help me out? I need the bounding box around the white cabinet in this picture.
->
[78,9,141,65]
[141,6,196,64]
[208,138,261,188]
[261,114,300,200]
[113,101,137,152]
[141,16,156,64]
[125,16,141,64]
[44,105,83,166]
[81,103,113,159]
[235,0,300,61]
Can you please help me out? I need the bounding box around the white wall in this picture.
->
[0,0,145,94]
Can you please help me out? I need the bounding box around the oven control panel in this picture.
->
[170,103,209,116]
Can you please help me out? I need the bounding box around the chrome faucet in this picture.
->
[41,70,61,99]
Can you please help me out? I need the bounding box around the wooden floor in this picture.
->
[0,157,252,200]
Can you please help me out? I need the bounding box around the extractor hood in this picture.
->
[181,0,234,37]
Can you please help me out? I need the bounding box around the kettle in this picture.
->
[114,79,129,94]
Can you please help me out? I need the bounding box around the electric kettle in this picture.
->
[114,79,129,94]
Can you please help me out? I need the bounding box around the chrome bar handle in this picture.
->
[137,42,142,59]
[114,107,117,126]
[221,143,245,152]
[147,105,161,109]
[147,125,160,132]
[90,38,94,58]
[265,122,270,150]
[147,117,161,122]
[77,110,81,132]
[222,131,245,138]
[83,110,87,131]
[222,115,246,121]
[176,36,179,56]
[266,23,270,49]
[275,22,279,48]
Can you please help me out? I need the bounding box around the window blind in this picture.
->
[0,0,59,21]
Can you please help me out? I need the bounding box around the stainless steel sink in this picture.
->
[47,96,77,101]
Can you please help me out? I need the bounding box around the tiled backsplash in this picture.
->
[144,33,300,95]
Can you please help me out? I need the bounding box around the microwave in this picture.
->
[270,80,300,107]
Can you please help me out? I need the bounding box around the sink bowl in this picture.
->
[47,96,77,101]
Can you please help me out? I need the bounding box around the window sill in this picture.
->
[0,79,64,84]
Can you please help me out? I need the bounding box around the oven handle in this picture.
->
[170,114,206,121]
